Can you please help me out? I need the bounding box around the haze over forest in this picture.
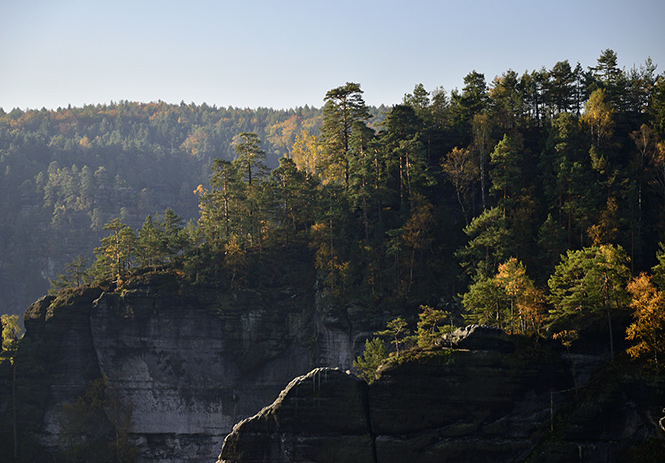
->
[2,43,665,461]
[0,49,663,323]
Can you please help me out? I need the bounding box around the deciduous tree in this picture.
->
[441,146,478,225]
[626,273,665,369]
[290,130,322,177]
[462,258,544,335]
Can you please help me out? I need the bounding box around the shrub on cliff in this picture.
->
[353,338,387,383]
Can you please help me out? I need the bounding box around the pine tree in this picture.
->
[353,338,387,383]
[320,83,371,188]
[548,245,630,359]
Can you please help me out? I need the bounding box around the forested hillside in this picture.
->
[2,49,665,338]
[2,48,665,463]
[0,102,342,317]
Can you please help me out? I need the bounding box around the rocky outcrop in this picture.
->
[218,327,665,463]
[221,368,373,463]
[438,323,517,352]
[22,272,359,463]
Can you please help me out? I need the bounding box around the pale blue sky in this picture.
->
[1,0,663,110]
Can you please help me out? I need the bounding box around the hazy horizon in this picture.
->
[2,0,664,111]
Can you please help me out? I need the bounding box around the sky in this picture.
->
[1,0,664,111]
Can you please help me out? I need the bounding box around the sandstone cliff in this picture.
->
[21,272,358,463]
[15,276,665,463]
[218,327,665,463]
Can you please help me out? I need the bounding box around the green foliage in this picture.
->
[0,102,325,317]
[489,132,523,209]
[374,305,451,356]
[650,242,665,290]
[548,244,630,359]
[548,244,630,319]
[39,52,664,322]
[49,255,91,294]
[266,157,318,246]
[92,219,139,284]
[320,82,371,187]
[377,317,411,356]
[414,305,450,348]
[462,274,505,325]
[4,53,665,458]
[353,338,387,383]
[1,314,21,356]
[456,206,513,281]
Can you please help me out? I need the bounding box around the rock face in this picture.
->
[218,327,665,463]
[22,273,358,463]
[21,280,665,463]
[220,369,374,463]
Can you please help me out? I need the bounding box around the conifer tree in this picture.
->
[320,82,371,188]
[137,215,166,269]
[49,255,91,292]
[92,219,138,283]
[548,245,630,359]
[489,133,524,212]
[353,338,387,383]
[377,317,410,356]
[233,132,268,250]
[456,206,513,282]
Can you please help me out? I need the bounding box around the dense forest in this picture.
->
[1,48,665,462]
[0,101,382,317]
[2,49,665,350]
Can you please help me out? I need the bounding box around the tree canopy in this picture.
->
[1,50,664,368]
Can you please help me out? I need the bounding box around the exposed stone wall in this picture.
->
[218,327,665,463]
[22,274,361,463]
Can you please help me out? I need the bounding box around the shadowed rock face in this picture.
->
[218,327,665,463]
[21,280,664,463]
[220,368,374,463]
[218,351,568,463]
[22,273,357,463]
